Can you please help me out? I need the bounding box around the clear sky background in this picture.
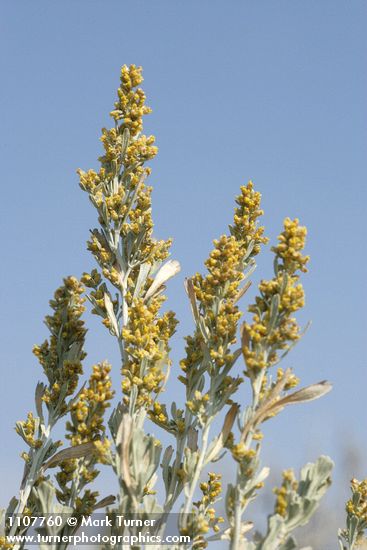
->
[0,1,366,544]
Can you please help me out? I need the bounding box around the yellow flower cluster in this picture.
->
[0,536,13,549]
[78,168,105,194]
[66,362,114,446]
[186,390,210,415]
[148,402,186,435]
[256,368,299,405]
[78,65,177,418]
[125,135,158,165]
[181,473,224,548]
[243,218,309,373]
[230,181,268,254]
[276,367,299,390]
[75,489,100,517]
[181,182,267,385]
[273,469,298,518]
[121,298,178,408]
[346,478,367,523]
[272,217,309,275]
[78,65,171,297]
[225,437,265,513]
[78,66,178,420]
[149,401,168,424]
[32,277,86,414]
[194,236,243,307]
[185,376,240,426]
[110,65,152,136]
[199,473,223,506]
[230,443,256,463]
[56,362,114,510]
[99,128,158,171]
[81,268,102,289]
[15,412,42,450]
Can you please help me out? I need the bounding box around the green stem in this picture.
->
[230,368,266,550]
[9,422,55,542]
[182,422,211,520]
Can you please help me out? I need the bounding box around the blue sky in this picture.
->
[0,0,366,536]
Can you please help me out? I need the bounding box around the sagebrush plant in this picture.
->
[1,65,366,550]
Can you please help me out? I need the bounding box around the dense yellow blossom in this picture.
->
[5,64,337,550]
[230,180,267,254]
[110,65,152,136]
[181,183,266,370]
[180,182,267,423]
[243,218,309,373]
[78,64,171,291]
[56,362,114,512]
[78,65,177,417]
[122,298,178,408]
[272,217,309,275]
[31,277,86,414]
[182,473,224,549]
[66,361,114,446]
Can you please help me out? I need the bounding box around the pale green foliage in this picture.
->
[0,65,365,550]
[254,456,333,550]
[338,478,367,550]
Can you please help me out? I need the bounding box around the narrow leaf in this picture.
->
[104,292,119,336]
[42,442,96,471]
[275,381,332,408]
[234,281,252,304]
[145,260,180,301]
[205,404,239,463]
[93,495,116,511]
